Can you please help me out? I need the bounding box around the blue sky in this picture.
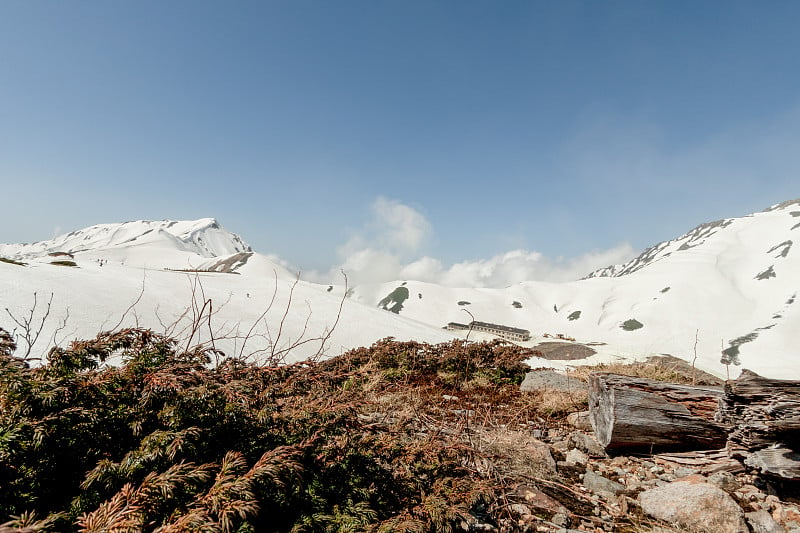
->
[1,1,799,284]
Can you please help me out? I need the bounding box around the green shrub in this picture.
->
[0,331,541,532]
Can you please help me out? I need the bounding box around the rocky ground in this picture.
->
[493,416,800,533]
[501,366,799,533]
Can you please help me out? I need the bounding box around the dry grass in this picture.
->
[520,388,588,418]
[567,358,717,386]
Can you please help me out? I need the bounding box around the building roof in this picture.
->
[470,321,530,335]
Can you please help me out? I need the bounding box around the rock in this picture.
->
[566,410,592,431]
[565,448,589,466]
[746,510,785,533]
[708,471,741,493]
[583,469,625,497]
[550,512,568,527]
[639,478,749,533]
[508,503,531,516]
[516,485,568,516]
[567,431,606,456]
[674,466,699,478]
[520,370,588,393]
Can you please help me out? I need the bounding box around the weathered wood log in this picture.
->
[744,446,800,482]
[715,369,800,484]
[588,373,728,453]
[654,449,745,475]
[717,369,800,451]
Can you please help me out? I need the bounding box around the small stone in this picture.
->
[552,440,570,452]
[746,510,784,533]
[551,512,568,527]
[674,466,699,478]
[517,484,568,516]
[565,448,589,466]
[568,431,606,456]
[639,479,749,533]
[709,471,740,493]
[509,503,531,516]
[566,411,593,431]
[583,469,625,497]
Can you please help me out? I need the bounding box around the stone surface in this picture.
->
[516,484,568,517]
[565,448,589,466]
[520,370,588,393]
[566,411,592,431]
[746,510,785,533]
[583,469,625,497]
[567,431,606,456]
[639,478,749,533]
[708,471,741,492]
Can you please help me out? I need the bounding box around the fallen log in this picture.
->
[654,449,745,475]
[588,373,728,453]
[744,446,800,482]
[717,369,800,451]
[716,369,800,483]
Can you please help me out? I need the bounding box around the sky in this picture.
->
[1,1,799,286]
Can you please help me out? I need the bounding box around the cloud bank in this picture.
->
[307,196,636,288]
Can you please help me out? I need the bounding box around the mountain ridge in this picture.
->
[2,199,799,378]
[0,218,252,263]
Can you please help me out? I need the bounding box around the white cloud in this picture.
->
[305,197,636,288]
[371,196,432,253]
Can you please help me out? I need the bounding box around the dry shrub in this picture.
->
[524,388,588,418]
[567,359,715,386]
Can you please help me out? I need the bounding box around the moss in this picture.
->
[49,260,77,267]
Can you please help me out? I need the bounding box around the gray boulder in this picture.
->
[639,476,748,533]
[583,469,625,497]
[746,510,785,533]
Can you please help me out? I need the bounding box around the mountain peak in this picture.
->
[0,218,252,263]
[586,199,800,279]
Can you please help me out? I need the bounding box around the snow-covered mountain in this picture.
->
[350,199,800,379]
[0,218,252,269]
[0,218,455,364]
[2,201,799,378]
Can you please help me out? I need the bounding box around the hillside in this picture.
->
[2,200,800,379]
[351,199,800,379]
[0,219,455,365]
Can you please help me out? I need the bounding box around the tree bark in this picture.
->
[717,369,800,451]
[717,369,800,482]
[588,373,728,453]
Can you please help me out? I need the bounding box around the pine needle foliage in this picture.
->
[0,329,544,532]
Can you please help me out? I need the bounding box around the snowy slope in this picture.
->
[0,218,252,269]
[2,202,799,378]
[0,219,455,364]
[351,200,800,379]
